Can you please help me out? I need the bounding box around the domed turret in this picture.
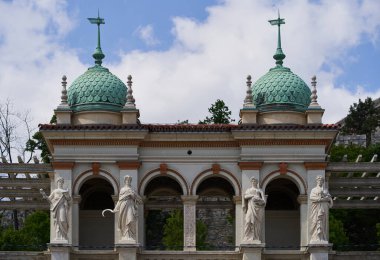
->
[55,14,139,125]
[241,13,322,125]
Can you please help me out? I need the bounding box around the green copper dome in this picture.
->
[67,65,127,112]
[251,13,311,112]
[252,66,311,112]
[67,14,127,112]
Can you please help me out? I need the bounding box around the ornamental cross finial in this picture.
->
[88,11,105,66]
[268,11,286,67]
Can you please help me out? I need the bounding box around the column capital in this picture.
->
[238,162,263,170]
[233,195,242,204]
[117,161,141,170]
[304,162,327,170]
[297,194,308,204]
[72,195,81,204]
[52,162,75,170]
[181,195,199,204]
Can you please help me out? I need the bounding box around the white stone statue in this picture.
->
[309,175,333,244]
[40,177,71,241]
[243,177,266,243]
[102,175,143,241]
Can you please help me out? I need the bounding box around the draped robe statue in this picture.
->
[102,175,143,241]
[243,177,266,243]
[309,175,333,244]
[40,177,71,241]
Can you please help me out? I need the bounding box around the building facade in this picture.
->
[39,14,338,260]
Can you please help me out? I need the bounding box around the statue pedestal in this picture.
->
[308,243,332,260]
[240,243,265,260]
[48,243,71,260]
[116,243,140,260]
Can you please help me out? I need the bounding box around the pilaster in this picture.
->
[298,194,308,250]
[233,195,243,247]
[71,195,81,247]
[181,195,199,251]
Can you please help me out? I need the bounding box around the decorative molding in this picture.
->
[52,162,75,170]
[238,139,331,146]
[304,162,327,170]
[117,161,141,170]
[92,162,100,175]
[140,141,239,148]
[238,162,263,170]
[212,163,221,174]
[160,163,168,174]
[51,139,141,146]
[261,169,307,195]
[279,162,288,174]
[233,195,242,204]
[297,195,308,204]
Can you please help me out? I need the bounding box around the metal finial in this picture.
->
[125,75,136,108]
[243,75,254,108]
[310,75,319,106]
[269,11,286,67]
[88,12,105,66]
[60,75,68,105]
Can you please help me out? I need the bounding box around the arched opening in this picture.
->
[196,176,235,250]
[79,178,115,249]
[265,178,300,249]
[144,176,183,250]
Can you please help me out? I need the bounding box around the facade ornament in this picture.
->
[125,75,136,108]
[243,177,266,243]
[102,175,143,241]
[309,175,333,244]
[40,177,71,241]
[60,75,68,106]
[88,12,105,66]
[310,75,320,107]
[243,75,254,108]
[269,11,286,67]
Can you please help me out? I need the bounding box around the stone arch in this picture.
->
[191,168,241,196]
[139,168,189,196]
[261,169,306,195]
[73,169,119,196]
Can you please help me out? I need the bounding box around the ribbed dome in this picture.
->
[67,65,127,112]
[252,66,311,112]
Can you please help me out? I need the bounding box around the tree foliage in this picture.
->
[162,209,207,250]
[0,211,49,251]
[329,214,349,250]
[199,99,234,124]
[26,115,56,163]
[341,97,380,147]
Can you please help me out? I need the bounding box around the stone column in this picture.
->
[233,195,243,247]
[308,244,332,260]
[117,161,141,244]
[181,195,199,251]
[71,195,81,249]
[298,194,308,251]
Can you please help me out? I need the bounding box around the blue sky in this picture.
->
[1,0,380,126]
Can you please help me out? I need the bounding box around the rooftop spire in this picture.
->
[268,11,286,67]
[88,11,105,66]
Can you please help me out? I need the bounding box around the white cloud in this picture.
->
[136,24,160,46]
[1,0,380,129]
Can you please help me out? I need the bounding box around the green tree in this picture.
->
[162,209,207,250]
[341,97,380,147]
[199,99,234,124]
[329,214,349,250]
[0,211,49,251]
[26,115,56,163]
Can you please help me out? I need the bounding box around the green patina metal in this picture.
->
[67,66,126,112]
[252,13,311,112]
[67,13,127,112]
